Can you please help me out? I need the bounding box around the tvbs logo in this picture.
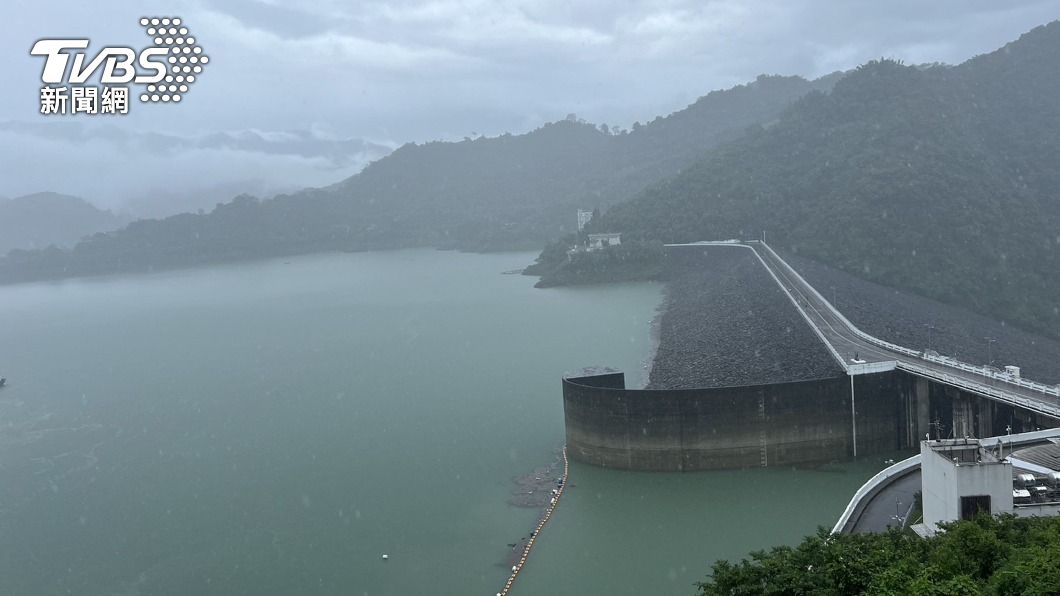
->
[30,17,209,115]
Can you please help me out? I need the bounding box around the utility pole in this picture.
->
[850,373,857,458]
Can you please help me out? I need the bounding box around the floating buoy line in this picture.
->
[496,446,569,596]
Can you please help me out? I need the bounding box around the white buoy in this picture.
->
[382,554,389,561]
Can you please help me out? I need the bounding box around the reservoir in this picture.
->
[0,250,887,595]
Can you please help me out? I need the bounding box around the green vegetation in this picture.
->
[0,75,836,284]
[548,22,1060,337]
[530,239,665,287]
[699,515,1060,596]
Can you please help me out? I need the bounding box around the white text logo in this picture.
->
[31,17,209,115]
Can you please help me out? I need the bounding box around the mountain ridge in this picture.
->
[544,21,1060,336]
[0,72,839,282]
[0,192,127,257]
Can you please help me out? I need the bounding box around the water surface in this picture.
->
[0,249,892,596]
[0,250,660,595]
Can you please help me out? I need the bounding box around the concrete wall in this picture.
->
[562,367,1058,472]
[1014,503,1060,518]
[920,440,1013,530]
[563,370,905,471]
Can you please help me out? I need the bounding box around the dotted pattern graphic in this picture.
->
[138,17,208,103]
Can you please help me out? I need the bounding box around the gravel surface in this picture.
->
[782,251,1060,385]
[647,249,843,389]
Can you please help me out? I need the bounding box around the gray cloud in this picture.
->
[0,121,392,217]
[0,0,1057,216]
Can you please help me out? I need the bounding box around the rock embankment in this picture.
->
[783,252,1060,385]
[648,248,842,390]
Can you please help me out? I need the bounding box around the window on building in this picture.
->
[960,495,991,520]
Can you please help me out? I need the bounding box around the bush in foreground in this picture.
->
[698,514,1060,595]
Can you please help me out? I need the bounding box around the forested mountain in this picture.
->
[0,73,837,283]
[0,193,126,256]
[542,22,1060,336]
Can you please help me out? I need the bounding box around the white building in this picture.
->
[587,233,621,251]
[577,209,594,231]
[920,438,1013,533]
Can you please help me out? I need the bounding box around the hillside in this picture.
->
[538,22,1060,337]
[0,193,126,256]
[0,74,837,284]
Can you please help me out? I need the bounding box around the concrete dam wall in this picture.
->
[563,243,1059,472]
[563,368,1059,471]
[563,370,904,471]
[561,243,903,471]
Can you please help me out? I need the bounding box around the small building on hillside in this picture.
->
[577,209,594,231]
[587,233,621,251]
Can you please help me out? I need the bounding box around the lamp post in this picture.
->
[985,337,997,367]
[892,497,904,527]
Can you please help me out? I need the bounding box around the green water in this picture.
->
[0,250,659,595]
[0,250,886,596]
[515,460,893,595]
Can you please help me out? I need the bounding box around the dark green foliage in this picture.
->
[532,240,666,287]
[522,233,578,276]
[590,23,1060,337]
[698,515,1060,596]
[0,75,837,284]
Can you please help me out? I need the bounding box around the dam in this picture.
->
[563,242,1060,471]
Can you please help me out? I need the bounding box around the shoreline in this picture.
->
[640,288,668,389]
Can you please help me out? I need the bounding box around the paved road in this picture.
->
[751,243,895,367]
[747,242,1060,420]
[848,469,921,533]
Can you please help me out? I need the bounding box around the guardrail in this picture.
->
[666,242,849,371]
[833,427,1060,534]
[753,241,1060,401]
[895,361,1060,419]
[920,353,1060,396]
[831,454,921,534]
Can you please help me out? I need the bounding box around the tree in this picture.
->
[697,515,1060,596]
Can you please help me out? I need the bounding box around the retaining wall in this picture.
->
[563,370,904,471]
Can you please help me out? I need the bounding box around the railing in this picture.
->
[831,454,921,534]
[834,427,1060,534]
[752,241,1060,402]
[665,240,1060,412]
[895,361,1060,419]
[920,352,1060,396]
[666,241,848,371]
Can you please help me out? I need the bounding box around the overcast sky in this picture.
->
[1,0,1057,216]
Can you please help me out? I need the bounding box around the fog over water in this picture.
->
[0,250,899,595]
[3,2,1060,594]
[0,250,663,595]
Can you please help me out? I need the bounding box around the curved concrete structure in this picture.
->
[834,428,1060,534]
[563,370,903,471]
[560,241,1059,472]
